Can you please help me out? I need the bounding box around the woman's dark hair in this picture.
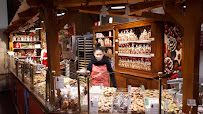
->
[94,43,104,52]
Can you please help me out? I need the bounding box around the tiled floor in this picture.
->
[0,91,17,114]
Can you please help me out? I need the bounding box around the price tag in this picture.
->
[128,85,131,93]
[55,76,64,89]
[140,85,145,92]
[145,98,159,114]
[99,83,103,89]
[113,44,115,47]
[187,99,196,106]
[164,100,168,109]
[115,51,118,54]
[90,94,100,114]
[115,39,118,42]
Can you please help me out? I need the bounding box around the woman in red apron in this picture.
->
[85,43,117,87]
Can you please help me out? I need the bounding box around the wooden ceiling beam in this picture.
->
[18,8,39,18]
[57,0,177,8]
[57,9,79,32]
[141,12,172,21]
[164,2,184,26]
[26,0,43,7]
[108,9,125,13]
[141,11,184,36]
[78,9,146,19]
[12,19,27,26]
[129,1,162,15]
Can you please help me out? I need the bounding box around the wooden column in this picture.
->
[182,0,203,113]
[43,1,61,76]
[43,1,61,106]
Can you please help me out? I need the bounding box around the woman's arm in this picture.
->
[87,61,93,72]
[106,60,117,88]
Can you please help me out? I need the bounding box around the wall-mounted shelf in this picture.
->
[13,41,41,43]
[101,46,113,47]
[118,53,153,58]
[96,36,113,39]
[13,48,41,50]
[118,38,154,44]
[17,56,41,58]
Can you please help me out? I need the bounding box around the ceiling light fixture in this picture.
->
[111,6,125,10]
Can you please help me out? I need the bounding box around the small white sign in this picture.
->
[151,53,155,57]
[35,44,41,49]
[145,98,159,114]
[90,100,99,113]
[151,38,155,41]
[115,39,118,42]
[187,99,196,106]
[164,100,168,109]
[90,94,100,114]
[55,76,64,89]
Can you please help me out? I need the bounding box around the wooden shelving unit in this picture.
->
[92,23,118,62]
[113,20,164,89]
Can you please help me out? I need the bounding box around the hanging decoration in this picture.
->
[125,5,130,16]
[100,5,109,17]
[125,0,130,16]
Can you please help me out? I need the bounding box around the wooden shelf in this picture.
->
[114,68,157,79]
[105,53,113,58]
[17,56,41,58]
[118,38,154,44]
[14,48,41,50]
[101,46,113,47]
[118,53,153,58]
[13,41,41,43]
[96,36,113,39]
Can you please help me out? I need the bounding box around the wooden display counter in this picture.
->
[9,72,48,114]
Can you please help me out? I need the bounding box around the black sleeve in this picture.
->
[87,60,92,72]
[106,59,117,88]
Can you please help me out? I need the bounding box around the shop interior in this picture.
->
[3,0,203,114]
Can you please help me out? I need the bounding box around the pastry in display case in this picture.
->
[60,77,87,112]
[160,90,180,114]
[144,89,158,98]
[98,87,116,112]
[129,87,145,114]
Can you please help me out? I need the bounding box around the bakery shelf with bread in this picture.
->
[115,20,164,80]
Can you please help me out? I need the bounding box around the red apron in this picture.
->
[91,64,109,87]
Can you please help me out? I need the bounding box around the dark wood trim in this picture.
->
[182,0,203,113]
[57,9,79,32]
[10,73,50,113]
